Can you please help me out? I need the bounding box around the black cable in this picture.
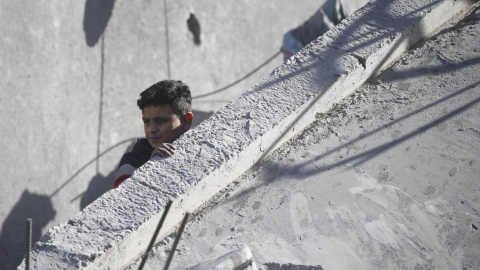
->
[164,0,171,79]
[193,50,282,99]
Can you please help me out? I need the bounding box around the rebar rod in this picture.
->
[138,200,173,270]
[163,212,190,270]
[25,218,32,270]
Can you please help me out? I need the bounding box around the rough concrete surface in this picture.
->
[0,1,323,269]
[140,5,480,270]
[16,0,480,269]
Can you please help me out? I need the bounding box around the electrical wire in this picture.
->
[192,50,282,99]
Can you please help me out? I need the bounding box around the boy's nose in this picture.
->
[149,123,159,133]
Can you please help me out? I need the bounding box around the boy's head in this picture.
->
[137,80,193,149]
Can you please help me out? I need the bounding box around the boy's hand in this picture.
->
[150,143,176,159]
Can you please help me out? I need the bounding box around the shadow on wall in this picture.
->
[79,140,136,210]
[83,0,116,47]
[191,110,214,128]
[0,139,137,269]
[80,172,116,210]
[187,13,201,46]
[0,191,56,270]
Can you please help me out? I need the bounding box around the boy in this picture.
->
[114,80,193,188]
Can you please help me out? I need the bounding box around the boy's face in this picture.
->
[142,104,187,149]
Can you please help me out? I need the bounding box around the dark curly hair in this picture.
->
[137,80,192,116]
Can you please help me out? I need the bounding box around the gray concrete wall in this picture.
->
[0,1,322,268]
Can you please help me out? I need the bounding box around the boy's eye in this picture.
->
[143,119,150,125]
[154,119,166,125]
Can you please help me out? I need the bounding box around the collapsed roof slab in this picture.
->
[20,0,480,269]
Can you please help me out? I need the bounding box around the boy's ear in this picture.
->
[182,112,193,130]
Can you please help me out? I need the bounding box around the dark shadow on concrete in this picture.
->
[289,81,480,176]
[318,86,480,170]
[226,78,480,205]
[383,56,480,82]
[80,171,116,210]
[0,190,56,270]
[69,139,136,209]
[187,13,201,45]
[192,109,214,128]
[264,263,323,270]
[50,137,136,199]
[83,0,116,47]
